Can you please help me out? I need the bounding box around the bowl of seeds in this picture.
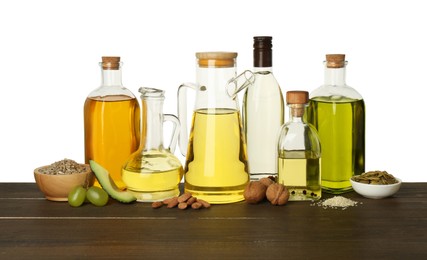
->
[34,159,94,201]
[350,170,401,199]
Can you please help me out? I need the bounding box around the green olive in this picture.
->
[86,186,109,206]
[68,185,87,207]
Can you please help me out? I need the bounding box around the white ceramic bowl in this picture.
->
[350,178,402,199]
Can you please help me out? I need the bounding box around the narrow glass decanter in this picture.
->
[243,36,284,181]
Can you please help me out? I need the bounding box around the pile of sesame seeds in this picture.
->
[311,196,361,210]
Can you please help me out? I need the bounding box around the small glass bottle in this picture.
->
[243,36,284,180]
[306,54,365,194]
[84,56,140,189]
[278,91,321,201]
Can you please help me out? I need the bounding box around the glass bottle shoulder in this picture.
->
[310,84,363,102]
[244,70,283,99]
[278,121,321,155]
[87,85,137,100]
[279,120,319,136]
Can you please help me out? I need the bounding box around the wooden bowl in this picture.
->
[34,164,94,201]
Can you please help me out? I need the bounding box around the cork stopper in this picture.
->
[286,91,309,105]
[196,52,237,68]
[102,56,120,70]
[287,91,308,117]
[326,54,345,68]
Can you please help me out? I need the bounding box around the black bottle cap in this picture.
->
[253,36,272,68]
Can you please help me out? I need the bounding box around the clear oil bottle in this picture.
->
[243,36,284,181]
[278,91,321,201]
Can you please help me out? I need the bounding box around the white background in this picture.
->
[0,0,425,182]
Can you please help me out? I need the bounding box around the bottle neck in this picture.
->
[101,68,123,87]
[324,66,346,86]
[254,48,272,68]
[288,104,306,123]
[253,67,273,73]
[141,98,164,150]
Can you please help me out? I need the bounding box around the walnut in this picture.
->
[243,181,267,204]
[259,177,274,187]
[266,183,290,206]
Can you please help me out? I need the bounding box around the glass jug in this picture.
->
[122,87,183,202]
[178,52,254,204]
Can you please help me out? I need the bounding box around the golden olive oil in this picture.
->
[184,108,249,204]
[122,150,183,202]
[307,97,365,193]
[278,151,321,201]
[84,95,140,189]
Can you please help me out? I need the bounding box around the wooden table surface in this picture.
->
[0,183,426,259]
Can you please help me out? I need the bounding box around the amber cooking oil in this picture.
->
[184,108,249,204]
[84,95,140,189]
[307,97,365,193]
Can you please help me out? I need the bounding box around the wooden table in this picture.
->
[0,183,426,259]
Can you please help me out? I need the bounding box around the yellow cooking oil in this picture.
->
[122,150,183,202]
[84,95,140,189]
[307,97,365,193]
[184,108,249,204]
[278,151,321,201]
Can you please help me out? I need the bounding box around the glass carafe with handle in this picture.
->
[178,52,253,204]
[122,87,183,202]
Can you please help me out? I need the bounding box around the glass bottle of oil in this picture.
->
[178,52,250,204]
[84,56,140,189]
[242,36,284,181]
[278,91,321,201]
[122,87,183,202]
[306,54,365,194]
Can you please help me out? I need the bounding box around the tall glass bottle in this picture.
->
[278,91,321,201]
[307,54,365,194]
[243,36,284,180]
[84,56,140,189]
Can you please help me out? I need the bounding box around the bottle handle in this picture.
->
[177,82,198,156]
[226,70,255,100]
[163,114,180,153]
